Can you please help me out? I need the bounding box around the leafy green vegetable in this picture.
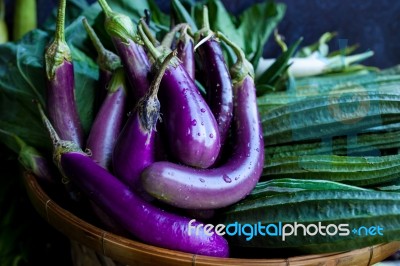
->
[171,0,199,32]
[172,0,285,68]
[256,38,302,94]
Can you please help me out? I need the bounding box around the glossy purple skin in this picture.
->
[176,35,195,80]
[141,76,264,209]
[31,154,56,184]
[159,63,220,168]
[112,38,151,102]
[112,110,155,193]
[86,85,127,170]
[47,61,84,148]
[197,39,233,145]
[60,152,229,257]
[96,69,112,109]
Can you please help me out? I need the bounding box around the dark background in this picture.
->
[2,0,400,265]
[4,0,400,68]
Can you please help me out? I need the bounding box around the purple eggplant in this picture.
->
[177,25,195,80]
[141,34,264,209]
[44,0,84,147]
[138,21,221,169]
[0,129,56,185]
[195,6,233,146]
[36,103,229,258]
[112,51,175,195]
[97,0,151,104]
[85,68,127,170]
[160,23,195,79]
[82,17,121,107]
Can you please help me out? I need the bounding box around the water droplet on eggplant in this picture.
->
[222,174,232,183]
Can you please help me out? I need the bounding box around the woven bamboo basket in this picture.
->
[23,172,400,266]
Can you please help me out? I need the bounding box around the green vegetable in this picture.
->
[266,129,400,159]
[172,0,285,68]
[262,91,400,145]
[263,153,400,186]
[217,179,400,254]
[13,0,37,41]
[0,0,7,43]
[255,38,302,94]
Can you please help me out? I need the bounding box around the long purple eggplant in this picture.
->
[97,0,151,104]
[160,23,195,80]
[176,25,195,80]
[195,6,233,146]
[36,103,229,258]
[138,21,221,169]
[82,17,121,108]
[44,0,84,147]
[141,34,264,209]
[112,51,175,195]
[86,68,127,170]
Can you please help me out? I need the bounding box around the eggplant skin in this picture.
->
[60,151,229,257]
[112,38,151,103]
[47,61,84,147]
[142,76,264,209]
[197,38,233,146]
[112,110,156,194]
[176,35,195,80]
[86,85,127,170]
[159,63,221,168]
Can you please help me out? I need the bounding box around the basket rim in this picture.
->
[23,171,400,266]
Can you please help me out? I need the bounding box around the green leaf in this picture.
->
[0,31,50,151]
[207,0,242,48]
[256,38,302,94]
[237,1,286,67]
[171,0,199,32]
[296,31,337,58]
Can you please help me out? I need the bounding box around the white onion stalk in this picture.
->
[256,50,374,78]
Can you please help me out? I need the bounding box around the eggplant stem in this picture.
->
[194,32,213,51]
[35,100,61,147]
[55,0,66,42]
[97,0,113,17]
[82,17,121,71]
[82,17,106,56]
[35,100,81,172]
[149,49,177,97]
[202,5,210,33]
[217,31,254,83]
[140,17,159,47]
[217,31,245,64]
[137,50,176,133]
[161,23,188,48]
[138,20,161,59]
[194,5,213,45]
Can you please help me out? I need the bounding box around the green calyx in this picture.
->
[36,101,83,182]
[194,5,213,46]
[45,40,71,80]
[97,47,122,72]
[216,31,254,85]
[137,20,180,69]
[106,67,126,93]
[138,50,177,134]
[98,0,141,45]
[82,17,121,72]
[45,0,71,80]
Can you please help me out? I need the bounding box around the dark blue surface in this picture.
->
[4,0,400,68]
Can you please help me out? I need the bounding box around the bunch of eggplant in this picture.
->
[37,0,265,257]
